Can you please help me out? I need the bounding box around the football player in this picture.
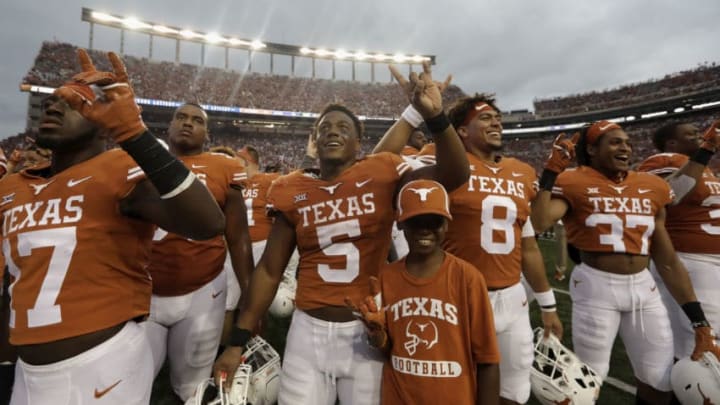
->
[374,90,563,405]
[0,50,224,405]
[531,121,720,405]
[401,128,428,156]
[348,179,500,405]
[214,62,470,404]
[637,121,720,359]
[144,103,253,401]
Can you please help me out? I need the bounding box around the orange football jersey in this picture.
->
[379,253,500,405]
[418,149,537,288]
[638,153,720,254]
[401,145,420,156]
[266,152,411,310]
[0,149,153,345]
[242,172,281,243]
[552,166,673,255]
[149,152,246,296]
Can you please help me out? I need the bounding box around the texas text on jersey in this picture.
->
[241,171,281,243]
[266,152,410,310]
[552,166,673,255]
[638,152,720,254]
[0,149,153,345]
[149,152,246,296]
[418,146,537,288]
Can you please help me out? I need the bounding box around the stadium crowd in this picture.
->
[23,42,465,118]
[3,111,719,175]
[534,62,720,117]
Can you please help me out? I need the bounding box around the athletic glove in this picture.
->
[691,326,720,361]
[345,276,388,350]
[544,132,579,174]
[700,120,720,153]
[54,49,146,143]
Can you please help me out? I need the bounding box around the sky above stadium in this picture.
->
[1,0,719,138]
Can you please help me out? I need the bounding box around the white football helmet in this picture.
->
[530,328,602,405]
[243,336,282,405]
[671,352,720,404]
[269,272,296,318]
[184,364,252,405]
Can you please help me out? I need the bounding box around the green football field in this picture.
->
[150,238,637,404]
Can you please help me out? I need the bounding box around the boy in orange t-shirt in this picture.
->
[349,179,500,404]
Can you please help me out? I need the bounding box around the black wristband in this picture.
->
[119,131,191,197]
[539,169,559,191]
[681,301,710,328]
[229,327,252,347]
[690,147,714,166]
[424,113,451,134]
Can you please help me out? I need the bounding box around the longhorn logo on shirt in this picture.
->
[404,320,439,356]
[407,187,437,202]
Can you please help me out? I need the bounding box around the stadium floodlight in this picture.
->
[180,29,198,39]
[91,11,119,22]
[334,49,350,59]
[123,17,151,30]
[354,51,368,60]
[692,100,720,109]
[205,33,226,44]
[153,25,178,34]
[393,54,407,63]
[81,7,435,66]
[674,107,685,113]
[250,40,266,49]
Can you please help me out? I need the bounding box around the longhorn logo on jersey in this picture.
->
[404,320,439,356]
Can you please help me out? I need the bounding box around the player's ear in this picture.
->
[586,143,597,158]
[456,126,468,139]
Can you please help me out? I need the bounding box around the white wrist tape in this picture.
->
[401,105,423,128]
[534,290,557,312]
[160,172,196,199]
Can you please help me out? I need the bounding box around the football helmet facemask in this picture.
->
[530,328,602,405]
[243,336,282,405]
[184,364,252,405]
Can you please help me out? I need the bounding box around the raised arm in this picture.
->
[531,133,577,232]
[55,49,224,240]
[391,63,468,191]
[373,66,451,155]
[665,121,720,203]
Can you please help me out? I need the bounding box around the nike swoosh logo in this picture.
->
[67,176,92,187]
[522,299,528,307]
[355,179,372,188]
[212,290,224,299]
[191,164,207,169]
[650,286,657,292]
[638,189,652,194]
[599,123,615,131]
[511,172,524,177]
[94,380,122,398]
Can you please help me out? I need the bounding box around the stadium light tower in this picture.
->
[81,7,435,82]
